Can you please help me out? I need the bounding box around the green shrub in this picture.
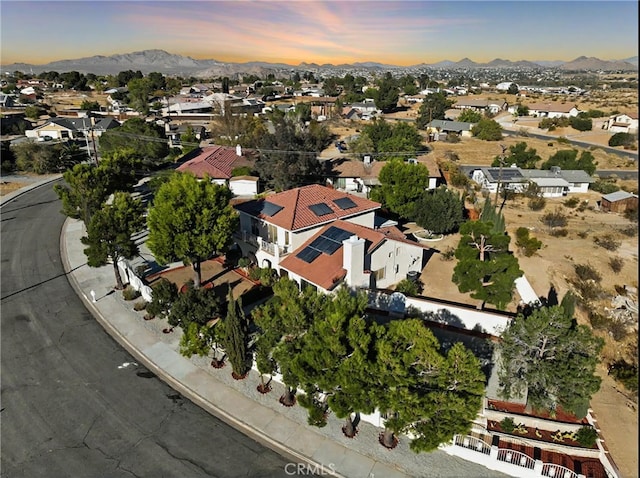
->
[570,116,592,132]
[515,227,542,257]
[594,234,621,251]
[122,286,141,301]
[563,197,580,208]
[575,426,598,447]
[609,360,638,392]
[395,278,422,297]
[608,132,636,148]
[500,417,515,433]
[590,180,620,194]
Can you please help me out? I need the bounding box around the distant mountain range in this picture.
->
[2,49,637,77]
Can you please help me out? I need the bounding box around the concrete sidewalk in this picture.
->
[60,217,411,478]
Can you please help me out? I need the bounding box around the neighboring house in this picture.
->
[342,108,363,121]
[495,81,518,91]
[605,112,638,134]
[425,120,474,139]
[278,219,425,293]
[471,166,593,197]
[350,99,379,114]
[405,94,425,103]
[163,101,213,115]
[234,184,380,272]
[600,190,638,213]
[526,102,580,118]
[25,117,119,140]
[453,99,508,114]
[164,122,206,146]
[326,155,442,195]
[176,145,257,197]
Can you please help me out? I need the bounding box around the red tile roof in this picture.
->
[235,184,380,231]
[279,220,388,290]
[176,145,254,180]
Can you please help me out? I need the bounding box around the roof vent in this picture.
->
[550,166,561,175]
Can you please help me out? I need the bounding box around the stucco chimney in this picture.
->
[343,235,367,288]
[236,144,242,156]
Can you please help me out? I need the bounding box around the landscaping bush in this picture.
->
[395,278,422,297]
[609,257,624,273]
[575,426,598,447]
[133,300,148,311]
[570,116,592,132]
[594,234,621,251]
[122,285,141,301]
[574,263,602,282]
[500,417,515,433]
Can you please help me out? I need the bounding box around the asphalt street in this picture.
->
[0,182,291,478]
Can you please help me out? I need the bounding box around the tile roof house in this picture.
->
[176,145,258,196]
[471,166,593,197]
[233,184,381,272]
[278,219,426,293]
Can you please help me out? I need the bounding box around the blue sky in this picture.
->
[1,1,637,66]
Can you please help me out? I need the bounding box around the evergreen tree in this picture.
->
[491,142,540,169]
[498,306,603,417]
[452,220,522,309]
[370,159,430,220]
[222,291,251,378]
[374,72,399,113]
[146,173,238,288]
[81,192,145,289]
[413,187,465,234]
[480,197,506,233]
[416,92,453,129]
[471,119,503,141]
[146,278,178,321]
[54,163,110,225]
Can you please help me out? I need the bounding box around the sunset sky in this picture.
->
[1,1,638,66]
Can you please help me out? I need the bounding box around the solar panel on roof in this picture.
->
[333,197,357,210]
[296,246,321,263]
[492,169,522,180]
[309,202,333,216]
[309,236,342,255]
[323,226,352,243]
[261,201,283,217]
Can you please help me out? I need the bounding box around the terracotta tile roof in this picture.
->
[176,145,255,180]
[235,184,380,231]
[279,220,388,290]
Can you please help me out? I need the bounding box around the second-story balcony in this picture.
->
[237,230,290,258]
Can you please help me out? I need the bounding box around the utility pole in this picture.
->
[90,127,98,165]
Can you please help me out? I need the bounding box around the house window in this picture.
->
[267,224,277,243]
[250,218,260,236]
[374,267,386,281]
[284,231,290,246]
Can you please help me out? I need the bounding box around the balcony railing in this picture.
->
[497,448,535,469]
[541,463,579,478]
[454,434,491,455]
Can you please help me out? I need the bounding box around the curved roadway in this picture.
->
[1,182,290,477]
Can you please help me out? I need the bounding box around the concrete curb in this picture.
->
[0,174,62,206]
[59,217,348,478]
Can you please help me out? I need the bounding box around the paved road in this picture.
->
[0,182,291,478]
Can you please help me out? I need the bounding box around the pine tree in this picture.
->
[498,306,604,417]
